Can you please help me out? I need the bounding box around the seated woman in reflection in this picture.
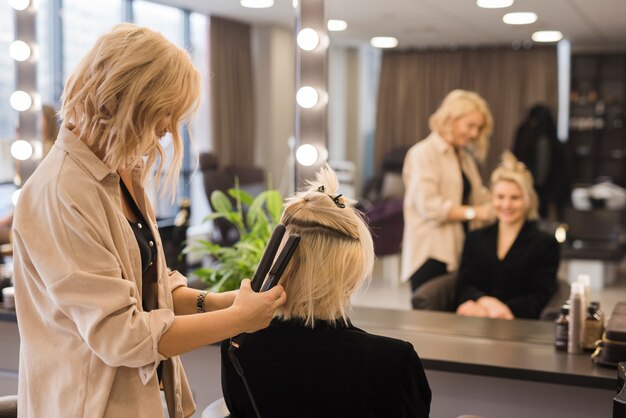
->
[455,152,559,320]
[221,167,432,418]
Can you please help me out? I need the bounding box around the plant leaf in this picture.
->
[210,190,233,214]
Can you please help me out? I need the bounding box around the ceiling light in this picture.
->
[10,91,32,111]
[370,37,398,49]
[532,30,563,43]
[327,20,348,32]
[296,86,319,109]
[240,0,274,8]
[9,0,30,10]
[9,40,31,61]
[295,144,318,167]
[503,12,537,25]
[477,0,514,9]
[11,140,33,161]
[297,28,319,51]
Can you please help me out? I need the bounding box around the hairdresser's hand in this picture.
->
[477,296,514,320]
[475,203,493,222]
[231,279,287,333]
[456,300,488,317]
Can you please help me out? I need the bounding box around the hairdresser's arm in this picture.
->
[171,286,237,315]
[158,279,286,358]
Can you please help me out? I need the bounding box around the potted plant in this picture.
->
[185,184,283,292]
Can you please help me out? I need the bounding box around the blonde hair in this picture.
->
[59,23,201,198]
[429,89,493,161]
[491,151,539,220]
[276,166,375,327]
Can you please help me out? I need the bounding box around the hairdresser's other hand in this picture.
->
[456,300,488,317]
[475,203,493,222]
[477,296,514,320]
[231,279,286,333]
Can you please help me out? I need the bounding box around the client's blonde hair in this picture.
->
[429,89,493,162]
[60,23,201,198]
[491,151,539,220]
[276,166,375,327]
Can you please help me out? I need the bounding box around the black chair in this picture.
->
[0,395,17,418]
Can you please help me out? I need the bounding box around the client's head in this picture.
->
[276,166,375,327]
[490,151,538,224]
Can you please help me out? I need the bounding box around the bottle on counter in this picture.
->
[568,282,584,354]
[583,305,604,351]
[554,305,569,352]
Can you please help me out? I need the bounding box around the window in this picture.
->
[133,1,184,47]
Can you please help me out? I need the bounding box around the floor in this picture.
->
[351,255,626,318]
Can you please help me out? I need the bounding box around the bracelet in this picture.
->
[196,290,208,313]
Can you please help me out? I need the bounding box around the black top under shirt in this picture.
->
[461,168,472,235]
[120,180,158,312]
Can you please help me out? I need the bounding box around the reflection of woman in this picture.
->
[455,153,559,320]
[402,90,494,292]
[12,24,285,417]
[222,167,432,418]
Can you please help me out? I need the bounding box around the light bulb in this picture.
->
[296,144,318,167]
[370,37,398,49]
[240,0,274,8]
[10,91,33,111]
[297,28,320,51]
[9,40,31,62]
[532,30,563,43]
[11,140,34,161]
[476,0,514,8]
[327,20,348,32]
[9,0,30,10]
[296,86,319,109]
[11,189,22,207]
[503,12,537,25]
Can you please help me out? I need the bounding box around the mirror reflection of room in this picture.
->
[1,1,626,417]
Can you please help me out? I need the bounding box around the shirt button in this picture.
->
[149,241,154,247]
[137,223,142,229]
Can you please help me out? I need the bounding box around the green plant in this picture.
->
[185,185,283,292]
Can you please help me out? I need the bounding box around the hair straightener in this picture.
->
[228,224,300,418]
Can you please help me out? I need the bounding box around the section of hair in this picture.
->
[276,166,375,327]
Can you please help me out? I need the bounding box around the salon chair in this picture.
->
[0,395,17,418]
[411,271,570,320]
[201,398,231,418]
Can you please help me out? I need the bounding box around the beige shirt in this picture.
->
[401,132,490,282]
[12,127,195,418]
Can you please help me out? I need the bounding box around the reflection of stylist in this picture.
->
[455,152,559,320]
[402,90,494,293]
[12,24,285,417]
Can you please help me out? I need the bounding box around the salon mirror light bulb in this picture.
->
[297,28,320,51]
[327,20,348,32]
[296,144,318,167]
[9,0,30,10]
[11,139,33,161]
[10,91,32,111]
[9,40,31,61]
[296,86,319,109]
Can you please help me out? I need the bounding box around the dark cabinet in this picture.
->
[568,53,626,187]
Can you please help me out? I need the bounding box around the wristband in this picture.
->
[196,290,208,313]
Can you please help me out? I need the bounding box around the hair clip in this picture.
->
[317,185,325,193]
[332,194,345,208]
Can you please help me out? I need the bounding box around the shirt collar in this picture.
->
[54,125,115,182]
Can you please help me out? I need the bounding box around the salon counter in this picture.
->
[0,306,617,417]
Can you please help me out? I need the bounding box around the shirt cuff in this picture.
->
[138,308,175,385]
